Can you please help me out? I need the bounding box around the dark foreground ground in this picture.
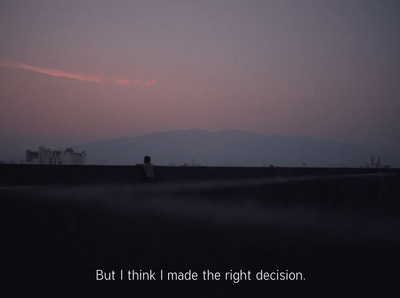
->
[1,167,399,297]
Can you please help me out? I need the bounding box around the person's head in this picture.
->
[144,156,151,164]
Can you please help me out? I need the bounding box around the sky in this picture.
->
[0,0,399,158]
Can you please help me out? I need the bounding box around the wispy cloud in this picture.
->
[0,58,155,87]
[0,58,104,83]
[113,78,141,85]
[144,80,156,87]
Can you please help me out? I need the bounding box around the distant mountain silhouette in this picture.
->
[74,129,400,167]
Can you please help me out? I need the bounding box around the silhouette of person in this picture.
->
[141,155,155,180]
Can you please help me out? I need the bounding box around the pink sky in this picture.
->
[0,0,399,157]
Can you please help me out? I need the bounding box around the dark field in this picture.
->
[1,166,399,297]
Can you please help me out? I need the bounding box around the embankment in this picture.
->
[1,164,399,185]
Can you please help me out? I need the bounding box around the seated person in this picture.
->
[139,155,155,180]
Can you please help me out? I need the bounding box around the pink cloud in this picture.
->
[113,78,132,85]
[144,80,156,87]
[0,57,103,83]
[113,78,141,85]
[0,57,155,87]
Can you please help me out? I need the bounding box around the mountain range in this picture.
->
[70,129,399,167]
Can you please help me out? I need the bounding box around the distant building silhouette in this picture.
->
[25,146,62,165]
[25,150,39,164]
[63,148,87,165]
[25,146,86,165]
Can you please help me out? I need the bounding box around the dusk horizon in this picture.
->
[2,129,399,168]
[1,0,399,161]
